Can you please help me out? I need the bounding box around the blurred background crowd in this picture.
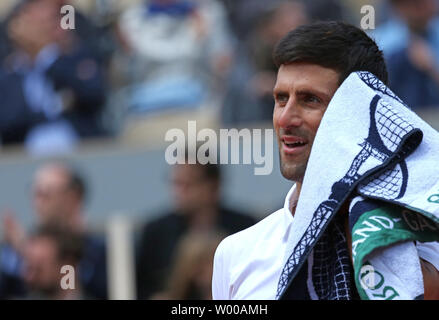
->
[0,0,439,299]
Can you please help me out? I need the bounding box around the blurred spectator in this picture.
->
[218,0,345,40]
[0,161,107,299]
[22,224,86,300]
[113,0,233,114]
[221,0,308,124]
[152,231,223,300]
[372,0,439,109]
[216,0,278,41]
[304,0,345,22]
[136,157,256,299]
[0,0,114,66]
[0,0,109,150]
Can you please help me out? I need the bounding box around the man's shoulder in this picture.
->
[216,208,284,259]
[213,208,285,299]
[140,211,184,234]
[220,207,256,220]
[219,207,258,233]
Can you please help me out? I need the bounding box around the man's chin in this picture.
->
[279,162,306,182]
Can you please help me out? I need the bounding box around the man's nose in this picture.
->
[276,99,303,129]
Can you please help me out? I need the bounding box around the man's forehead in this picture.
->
[34,165,70,187]
[174,163,205,178]
[274,62,340,94]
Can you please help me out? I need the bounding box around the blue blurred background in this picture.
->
[0,0,438,300]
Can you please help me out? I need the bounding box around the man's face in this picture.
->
[32,166,73,224]
[23,236,61,294]
[273,62,339,182]
[171,164,219,214]
[394,0,437,31]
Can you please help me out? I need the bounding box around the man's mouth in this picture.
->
[281,136,308,155]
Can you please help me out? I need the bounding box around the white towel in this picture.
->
[277,71,439,300]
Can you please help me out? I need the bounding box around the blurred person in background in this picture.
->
[221,0,309,124]
[216,0,277,41]
[22,224,86,300]
[0,161,107,299]
[0,0,114,65]
[152,231,223,300]
[372,0,439,109]
[245,0,308,122]
[304,0,345,22]
[0,0,109,151]
[216,0,345,41]
[136,151,256,299]
[112,0,233,114]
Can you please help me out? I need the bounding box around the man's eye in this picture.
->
[303,95,321,104]
[275,95,288,104]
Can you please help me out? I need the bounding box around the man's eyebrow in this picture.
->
[296,89,331,102]
[272,89,289,96]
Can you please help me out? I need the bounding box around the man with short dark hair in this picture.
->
[0,161,108,299]
[23,224,85,300]
[136,158,256,299]
[31,162,87,230]
[212,21,439,300]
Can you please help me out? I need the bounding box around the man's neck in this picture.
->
[187,206,218,232]
[68,211,86,233]
[290,182,302,217]
[44,210,85,233]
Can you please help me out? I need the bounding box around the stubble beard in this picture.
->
[276,127,314,183]
[279,150,308,183]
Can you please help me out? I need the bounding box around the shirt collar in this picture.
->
[283,183,297,224]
